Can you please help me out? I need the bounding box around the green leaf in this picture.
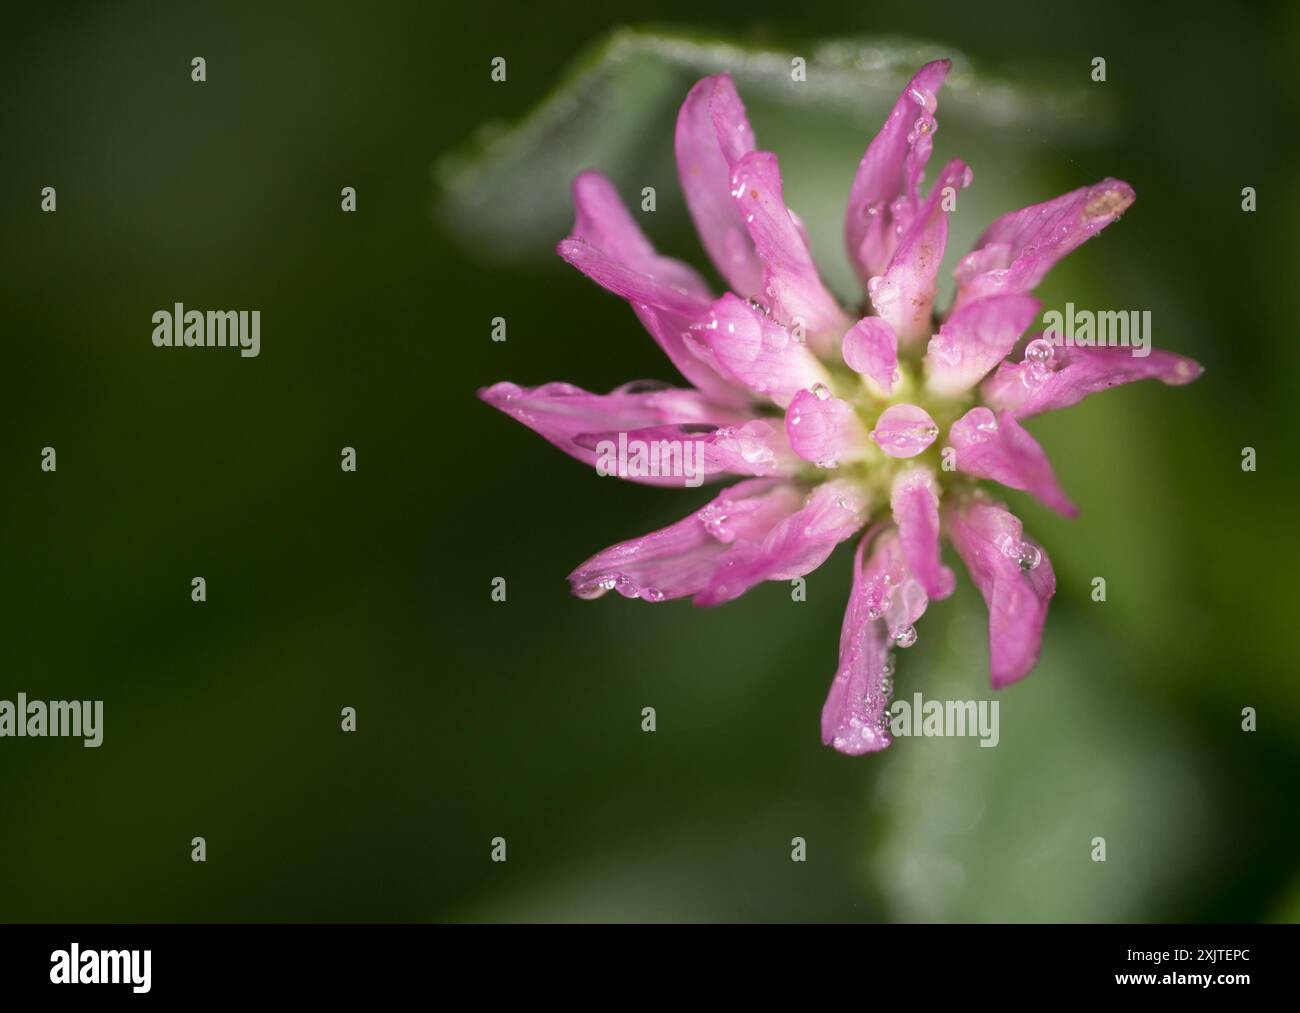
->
[434,26,1112,289]
[869,598,1217,921]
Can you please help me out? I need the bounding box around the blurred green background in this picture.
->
[1,0,1297,922]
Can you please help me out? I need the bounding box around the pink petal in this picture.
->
[636,302,761,408]
[841,316,900,396]
[784,388,870,468]
[556,235,705,319]
[948,408,1077,517]
[890,467,955,599]
[944,497,1056,688]
[688,292,831,407]
[821,525,933,755]
[844,60,951,289]
[674,75,765,298]
[820,533,895,755]
[696,479,869,606]
[703,420,803,476]
[954,178,1136,309]
[862,530,931,641]
[558,172,746,406]
[479,380,745,484]
[924,293,1040,396]
[570,419,800,481]
[980,344,1204,420]
[729,150,850,355]
[868,158,972,344]
[870,403,939,458]
[568,479,804,602]
[569,170,713,300]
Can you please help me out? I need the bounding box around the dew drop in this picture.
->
[574,576,619,600]
[1024,338,1055,366]
[1000,536,1042,571]
[698,505,732,542]
[932,335,962,366]
[1019,360,1053,389]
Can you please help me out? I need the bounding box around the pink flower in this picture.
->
[480,61,1203,755]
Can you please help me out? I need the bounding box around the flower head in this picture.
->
[480,60,1202,755]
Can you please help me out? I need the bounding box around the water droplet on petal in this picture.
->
[1024,338,1055,365]
[871,404,940,458]
[574,576,619,600]
[1020,363,1047,389]
[1000,536,1042,571]
[698,504,732,542]
[931,335,962,366]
